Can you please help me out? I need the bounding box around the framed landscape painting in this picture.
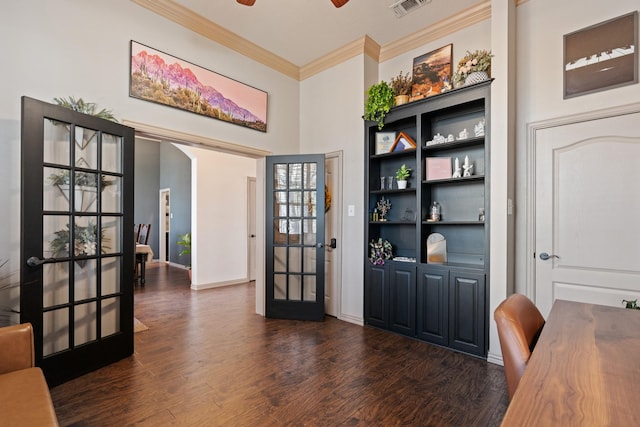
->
[411,44,453,101]
[129,41,268,132]
[564,12,638,99]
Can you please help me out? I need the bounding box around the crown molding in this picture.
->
[379,1,491,63]
[300,36,380,81]
[131,0,300,80]
[134,0,522,82]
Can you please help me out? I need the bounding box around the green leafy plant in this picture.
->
[390,71,413,96]
[177,232,192,269]
[395,164,412,181]
[53,96,118,122]
[50,222,109,258]
[622,299,640,310]
[369,238,393,265]
[48,170,113,189]
[452,50,493,87]
[364,81,395,130]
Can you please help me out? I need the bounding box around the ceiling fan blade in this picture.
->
[331,0,349,7]
[237,0,256,5]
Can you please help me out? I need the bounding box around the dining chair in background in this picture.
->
[494,293,545,399]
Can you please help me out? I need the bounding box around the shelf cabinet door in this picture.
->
[388,263,416,337]
[448,270,486,356]
[365,263,388,328]
[416,265,448,345]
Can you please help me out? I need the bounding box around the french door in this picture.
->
[266,155,325,320]
[20,96,135,386]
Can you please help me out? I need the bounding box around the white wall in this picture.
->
[0,0,299,299]
[514,0,640,293]
[300,55,367,323]
[176,145,256,289]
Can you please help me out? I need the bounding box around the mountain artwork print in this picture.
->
[129,41,267,132]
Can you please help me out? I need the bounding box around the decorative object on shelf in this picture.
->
[401,208,416,221]
[457,128,469,140]
[428,201,441,221]
[130,41,268,132]
[426,132,447,146]
[375,131,396,154]
[622,299,640,310]
[474,119,485,137]
[380,177,386,190]
[395,164,412,189]
[426,157,452,181]
[452,157,462,178]
[452,49,493,88]
[392,256,416,263]
[564,12,638,99]
[364,80,395,130]
[372,209,379,221]
[369,238,393,265]
[390,71,413,106]
[376,197,391,221]
[391,132,416,152]
[478,208,485,222]
[387,176,394,189]
[426,233,447,264]
[447,134,455,142]
[411,44,452,101]
[463,155,474,177]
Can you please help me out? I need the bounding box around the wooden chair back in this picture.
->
[137,224,150,245]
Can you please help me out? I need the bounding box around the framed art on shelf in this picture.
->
[411,44,453,101]
[563,12,638,99]
[391,132,416,152]
[426,157,452,181]
[375,132,396,154]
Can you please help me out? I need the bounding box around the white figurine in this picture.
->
[463,155,474,177]
[474,120,485,137]
[452,157,462,178]
[457,128,468,140]
[446,134,454,142]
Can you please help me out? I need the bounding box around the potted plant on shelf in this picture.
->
[364,80,395,130]
[177,232,192,280]
[390,71,413,106]
[452,50,493,88]
[395,164,412,189]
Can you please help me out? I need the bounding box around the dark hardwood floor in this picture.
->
[50,263,509,426]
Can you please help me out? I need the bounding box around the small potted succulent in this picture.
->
[364,80,395,130]
[389,71,413,106]
[395,164,412,189]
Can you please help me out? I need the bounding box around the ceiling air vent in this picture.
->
[389,0,431,18]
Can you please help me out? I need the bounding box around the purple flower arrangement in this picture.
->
[369,238,393,265]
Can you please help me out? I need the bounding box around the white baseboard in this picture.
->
[338,313,364,326]
[191,278,248,290]
[487,351,504,366]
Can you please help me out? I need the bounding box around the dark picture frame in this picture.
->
[129,41,268,132]
[411,44,453,101]
[564,12,638,99]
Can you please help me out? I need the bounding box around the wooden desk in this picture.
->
[501,299,640,426]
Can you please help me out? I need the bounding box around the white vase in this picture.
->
[465,71,489,86]
[397,180,407,190]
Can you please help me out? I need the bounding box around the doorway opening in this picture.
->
[159,189,170,262]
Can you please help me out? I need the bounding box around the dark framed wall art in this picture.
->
[411,44,453,101]
[130,41,268,132]
[564,11,638,99]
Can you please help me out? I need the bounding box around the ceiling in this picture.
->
[171,0,481,67]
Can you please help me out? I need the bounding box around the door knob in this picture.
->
[250,234,256,238]
[316,243,324,249]
[539,252,559,261]
[26,256,54,267]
